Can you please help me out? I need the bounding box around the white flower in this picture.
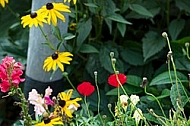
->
[45,86,53,96]
[28,89,46,115]
[133,108,143,125]
[68,104,79,113]
[119,95,129,111]
[130,94,140,106]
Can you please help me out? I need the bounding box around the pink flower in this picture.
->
[44,96,54,106]
[0,56,25,92]
[0,80,10,92]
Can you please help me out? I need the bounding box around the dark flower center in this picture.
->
[51,53,58,60]
[58,100,66,107]
[30,12,37,18]
[44,118,51,124]
[46,3,54,10]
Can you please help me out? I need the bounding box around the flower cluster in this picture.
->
[28,87,82,125]
[21,2,71,27]
[0,56,25,92]
[114,94,144,125]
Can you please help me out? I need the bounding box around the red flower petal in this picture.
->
[108,73,127,87]
[77,82,95,96]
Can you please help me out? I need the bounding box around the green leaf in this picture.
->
[105,18,112,34]
[79,44,99,53]
[144,113,162,124]
[149,71,188,86]
[76,18,92,49]
[170,84,189,110]
[147,89,170,101]
[127,75,142,87]
[176,0,190,13]
[107,14,132,25]
[62,33,75,41]
[120,42,144,66]
[142,31,166,61]
[129,4,153,18]
[84,3,98,8]
[169,19,185,40]
[85,54,110,84]
[117,23,126,37]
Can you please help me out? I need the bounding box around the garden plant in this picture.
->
[0,0,190,126]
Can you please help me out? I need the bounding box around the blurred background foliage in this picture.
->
[1,0,190,125]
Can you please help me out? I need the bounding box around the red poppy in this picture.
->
[77,82,95,96]
[108,73,127,87]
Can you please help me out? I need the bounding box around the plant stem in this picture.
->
[17,88,33,126]
[144,86,166,118]
[84,96,91,118]
[39,26,56,50]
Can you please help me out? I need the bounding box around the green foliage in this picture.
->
[1,0,190,125]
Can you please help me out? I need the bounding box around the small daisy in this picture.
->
[43,51,73,72]
[39,2,71,26]
[21,11,47,28]
[54,89,82,118]
[35,117,63,126]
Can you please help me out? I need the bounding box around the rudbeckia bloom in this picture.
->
[43,51,73,72]
[108,73,127,87]
[77,82,95,96]
[21,11,47,28]
[35,117,63,126]
[0,0,8,8]
[64,0,77,5]
[39,2,71,26]
[54,89,82,118]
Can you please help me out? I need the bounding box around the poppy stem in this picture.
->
[84,96,91,118]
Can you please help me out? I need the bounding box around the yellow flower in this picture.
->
[21,11,47,28]
[35,117,63,126]
[64,0,77,5]
[69,23,77,31]
[43,51,73,72]
[0,0,8,8]
[54,89,82,118]
[39,2,71,26]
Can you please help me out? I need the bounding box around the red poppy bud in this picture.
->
[108,73,127,87]
[77,82,95,96]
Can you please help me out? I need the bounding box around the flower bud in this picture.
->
[108,103,112,108]
[185,42,189,48]
[62,72,68,77]
[162,32,168,38]
[94,71,98,76]
[110,52,114,58]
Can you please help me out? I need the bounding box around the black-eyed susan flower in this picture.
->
[54,89,82,118]
[21,11,47,28]
[43,51,73,72]
[69,23,77,31]
[0,0,8,8]
[39,2,71,26]
[64,0,77,5]
[35,117,63,126]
